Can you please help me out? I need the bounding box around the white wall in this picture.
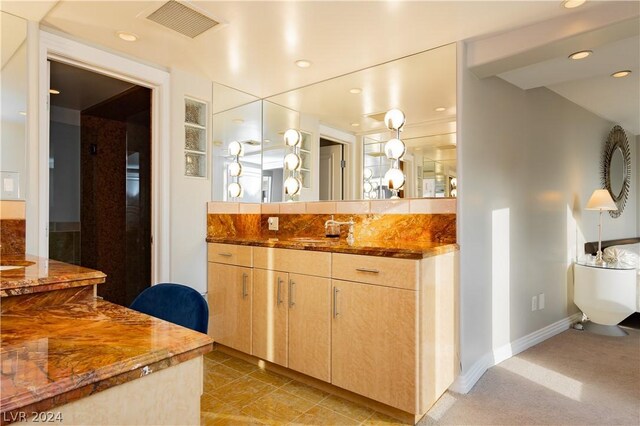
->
[457,42,638,389]
[169,68,212,294]
[637,135,640,236]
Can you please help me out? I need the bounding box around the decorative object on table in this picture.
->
[383,108,406,199]
[585,189,618,264]
[601,125,631,218]
[283,128,302,200]
[603,247,638,268]
[227,140,244,199]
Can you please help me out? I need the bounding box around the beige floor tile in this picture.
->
[319,394,374,422]
[202,392,229,412]
[241,388,316,425]
[204,363,244,392]
[291,405,360,425]
[249,368,293,387]
[202,404,263,426]
[214,375,277,409]
[362,411,409,425]
[205,349,232,364]
[280,380,329,404]
[222,356,260,374]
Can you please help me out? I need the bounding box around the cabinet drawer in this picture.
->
[332,253,418,290]
[208,243,253,267]
[253,247,331,278]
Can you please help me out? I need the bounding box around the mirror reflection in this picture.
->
[609,147,624,198]
[1,12,28,200]
[211,43,457,202]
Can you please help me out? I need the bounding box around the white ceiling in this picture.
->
[33,0,598,98]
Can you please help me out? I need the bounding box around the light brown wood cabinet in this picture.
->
[208,261,252,354]
[331,279,417,413]
[251,269,289,366]
[207,243,458,420]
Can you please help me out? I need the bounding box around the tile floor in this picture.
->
[201,348,406,425]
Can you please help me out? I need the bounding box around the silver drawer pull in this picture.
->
[289,280,295,307]
[242,273,248,298]
[219,252,233,257]
[277,277,283,305]
[356,268,379,274]
[333,287,340,318]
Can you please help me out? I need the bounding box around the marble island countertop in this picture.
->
[206,236,458,259]
[0,254,106,297]
[0,298,213,419]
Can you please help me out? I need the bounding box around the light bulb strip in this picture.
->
[227,143,243,199]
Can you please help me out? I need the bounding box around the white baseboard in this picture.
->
[449,312,582,394]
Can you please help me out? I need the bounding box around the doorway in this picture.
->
[48,60,152,306]
[319,138,345,201]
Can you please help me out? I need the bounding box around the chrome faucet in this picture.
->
[324,217,355,246]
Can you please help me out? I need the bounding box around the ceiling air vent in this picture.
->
[146,0,219,38]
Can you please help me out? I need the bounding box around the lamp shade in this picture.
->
[585,189,617,210]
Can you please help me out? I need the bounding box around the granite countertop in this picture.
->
[206,236,458,259]
[0,254,106,297]
[0,298,213,418]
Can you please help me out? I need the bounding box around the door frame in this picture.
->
[36,30,171,283]
[318,124,356,200]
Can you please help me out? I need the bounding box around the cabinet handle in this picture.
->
[355,267,379,274]
[277,277,283,305]
[219,252,232,257]
[289,280,295,307]
[242,273,248,299]
[333,287,340,318]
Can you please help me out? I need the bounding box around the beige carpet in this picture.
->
[420,327,640,425]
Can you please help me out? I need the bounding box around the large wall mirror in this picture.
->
[211,43,456,203]
[603,125,631,218]
[1,11,28,200]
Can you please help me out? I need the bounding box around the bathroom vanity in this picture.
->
[0,255,212,425]
[205,200,459,422]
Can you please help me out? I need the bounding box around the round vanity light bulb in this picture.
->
[372,181,379,190]
[363,168,373,179]
[450,177,457,188]
[228,161,243,177]
[228,182,243,198]
[384,168,406,190]
[228,141,243,157]
[451,188,457,197]
[384,138,406,160]
[284,176,302,196]
[284,129,302,147]
[370,191,378,199]
[384,108,405,131]
[363,182,373,193]
[284,153,301,171]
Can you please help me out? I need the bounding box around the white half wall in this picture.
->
[456,41,637,392]
[169,68,212,294]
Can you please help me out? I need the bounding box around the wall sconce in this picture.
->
[383,109,406,199]
[227,140,243,199]
[283,128,302,200]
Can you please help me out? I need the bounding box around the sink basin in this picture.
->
[288,237,338,244]
[0,260,35,271]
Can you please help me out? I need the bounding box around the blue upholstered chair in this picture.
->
[130,283,208,334]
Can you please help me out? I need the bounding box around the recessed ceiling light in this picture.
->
[295,60,312,68]
[19,111,27,116]
[611,70,632,78]
[349,88,362,94]
[232,118,244,124]
[263,139,271,143]
[434,107,446,112]
[351,122,360,127]
[49,89,60,95]
[562,0,586,9]
[117,31,138,42]
[415,148,422,151]
[568,50,592,60]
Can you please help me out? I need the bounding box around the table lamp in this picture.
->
[585,189,618,264]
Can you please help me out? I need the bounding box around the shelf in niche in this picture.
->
[184,122,206,130]
[185,152,207,178]
[185,98,207,126]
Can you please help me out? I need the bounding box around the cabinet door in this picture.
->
[208,262,252,353]
[288,274,331,382]
[252,269,288,366]
[331,280,417,413]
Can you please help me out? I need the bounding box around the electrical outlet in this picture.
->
[538,293,545,310]
[268,217,279,231]
[531,295,538,311]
